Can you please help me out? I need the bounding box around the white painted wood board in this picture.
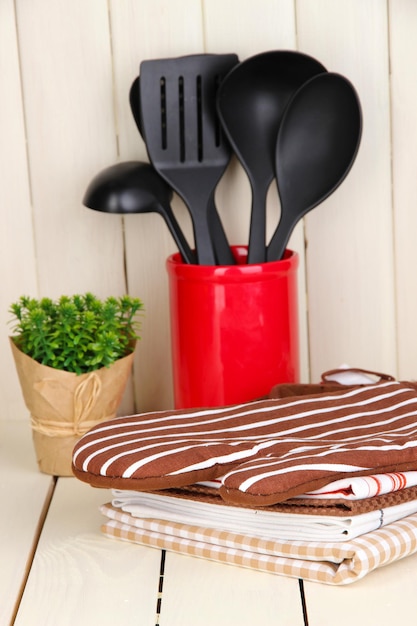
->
[14,477,162,626]
[0,421,53,626]
[389,0,417,380]
[0,0,38,420]
[15,0,126,297]
[304,551,417,626]
[296,0,397,380]
[160,550,305,626]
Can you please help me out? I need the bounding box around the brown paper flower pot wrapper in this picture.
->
[10,337,135,476]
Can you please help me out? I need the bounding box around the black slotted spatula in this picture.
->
[139,53,239,265]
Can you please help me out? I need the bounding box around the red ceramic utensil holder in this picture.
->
[166,246,299,409]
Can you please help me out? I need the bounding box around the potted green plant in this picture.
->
[8,292,143,476]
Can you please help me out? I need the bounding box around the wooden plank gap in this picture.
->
[386,0,400,377]
[298,579,309,626]
[106,0,121,158]
[155,550,166,626]
[294,0,300,49]
[12,0,40,294]
[106,0,130,305]
[10,476,57,625]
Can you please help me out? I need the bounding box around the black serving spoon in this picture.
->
[267,72,362,261]
[217,50,327,264]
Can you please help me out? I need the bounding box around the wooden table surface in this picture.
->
[2,419,417,626]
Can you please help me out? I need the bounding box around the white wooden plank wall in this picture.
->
[1,0,416,421]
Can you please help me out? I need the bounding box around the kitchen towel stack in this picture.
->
[99,485,417,585]
[72,368,417,584]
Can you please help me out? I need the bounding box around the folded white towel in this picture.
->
[111,489,417,542]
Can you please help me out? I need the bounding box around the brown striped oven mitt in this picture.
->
[72,377,417,507]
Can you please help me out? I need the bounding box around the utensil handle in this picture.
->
[208,192,235,265]
[267,212,297,262]
[247,186,267,264]
[189,212,217,265]
[180,186,227,266]
[162,205,196,264]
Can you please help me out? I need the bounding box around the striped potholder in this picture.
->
[72,379,417,507]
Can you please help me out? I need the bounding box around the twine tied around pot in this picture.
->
[30,372,111,437]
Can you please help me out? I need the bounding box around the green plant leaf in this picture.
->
[8,293,143,374]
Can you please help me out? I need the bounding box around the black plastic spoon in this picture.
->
[217,50,327,264]
[83,161,195,264]
[267,72,362,261]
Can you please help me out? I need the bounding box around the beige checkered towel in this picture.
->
[100,503,417,585]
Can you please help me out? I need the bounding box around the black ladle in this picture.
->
[83,161,195,264]
[267,72,362,261]
[217,50,327,264]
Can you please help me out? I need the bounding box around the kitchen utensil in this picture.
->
[217,50,327,264]
[139,53,239,265]
[83,160,195,263]
[130,75,234,265]
[129,75,142,133]
[267,72,362,261]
